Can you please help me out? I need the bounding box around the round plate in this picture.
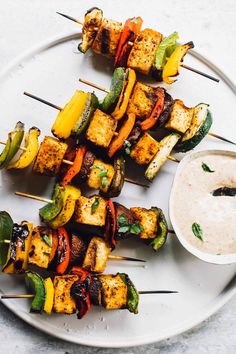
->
[0,31,236,348]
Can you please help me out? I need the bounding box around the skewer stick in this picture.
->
[23,92,151,187]
[1,290,178,299]
[0,140,73,165]
[109,255,145,262]
[79,78,236,146]
[57,12,219,83]
[14,190,175,234]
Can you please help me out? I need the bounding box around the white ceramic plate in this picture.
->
[0,30,236,348]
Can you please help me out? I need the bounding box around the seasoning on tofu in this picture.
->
[78,7,103,53]
[130,207,158,239]
[87,159,115,192]
[127,82,157,120]
[83,237,111,273]
[86,109,117,148]
[130,133,160,165]
[74,195,107,227]
[33,136,68,176]
[99,274,128,310]
[92,18,122,58]
[165,99,194,134]
[53,275,78,314]
[28,226,53,269]
[127,28,163,75]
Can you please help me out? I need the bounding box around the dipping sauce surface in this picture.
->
[171,153,236,255]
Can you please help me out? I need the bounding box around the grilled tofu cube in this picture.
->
[127,29,163,75]
[92,18,122,58]
[127,82,157,120]
[130,133,160,165]
[28,227,53,269]
[130,207,158,239]
[53,275,78,314]
[87,159,115,193]
[74,196,107,227]
[99,274,127,310]
[33,136,68,176]
[86,109,117,148]
[165,99,194,134]
[83,237,111,273]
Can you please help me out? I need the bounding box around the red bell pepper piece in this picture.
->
[56,226,70,275]
[114,17,143,68]
[140,88,165,131]
[108,113,136,158]
[70,266,92,319]
[61,145,87,186]
[105,199,117,249]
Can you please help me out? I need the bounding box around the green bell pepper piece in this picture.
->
[119,273,139,314]
[100,67,126,113]
[25,271,46,312]
[39,183,65,222]
[150,207,168,251]
[72,92,99,136]
[153,32,179,71]
[0,122,24,169]
[0,211,13,267]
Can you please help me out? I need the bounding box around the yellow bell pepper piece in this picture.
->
[2,222,33,273]
[43,277,54,315]
[162,42,194,84]
[8,127,40,169]
[112,68,136,120]
[51,90,88,139]
[49,185,81,229]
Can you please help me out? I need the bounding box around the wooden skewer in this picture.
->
[23,92,151,187]
[0,140,73,165]
[79,78,236,146]
[57,12,219,83]
[23,90,179,165]
[1,290,178,299]
[14,191,175,234]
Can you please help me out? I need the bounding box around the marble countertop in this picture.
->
[0,1,236,352]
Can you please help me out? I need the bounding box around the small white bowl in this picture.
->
[169,149,236,264]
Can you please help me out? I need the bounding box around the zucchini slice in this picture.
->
[145,133,180,181]
[174,103,212,152]
[103,155,125,198]
[119,273,139,314]
[25,271,46,313]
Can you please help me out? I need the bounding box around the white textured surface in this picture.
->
[0,0,236,352]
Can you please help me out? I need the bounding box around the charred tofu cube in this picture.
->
[33,136,68,176]
[28,227,53,269]
[130,133,160,165]
[99,274,127,310]
[165,99,194,134]
[127,29,163,75]
[92,18,122,58]
[127,82,157,120]
[86,109,117,148]
[83,237,111,273]
[87,159,115,192]
[53,275,78,314]
[130,207,158,239]
[74,196,106,227]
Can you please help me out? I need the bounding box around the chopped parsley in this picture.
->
[192,222,203,241]
[91,197,100,214]
[201,162,215,173]
[93,164,108,188]
[42,234,52,247]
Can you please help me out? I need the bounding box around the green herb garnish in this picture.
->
[91,197,100,214]
[93,164,108,188]
[118,214,143,235]
[42,234,52,247]
[201,162,215,173]
[124,140,131,155]
[192,222,203,241]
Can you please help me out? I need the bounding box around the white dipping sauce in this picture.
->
[171,153,236,255]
